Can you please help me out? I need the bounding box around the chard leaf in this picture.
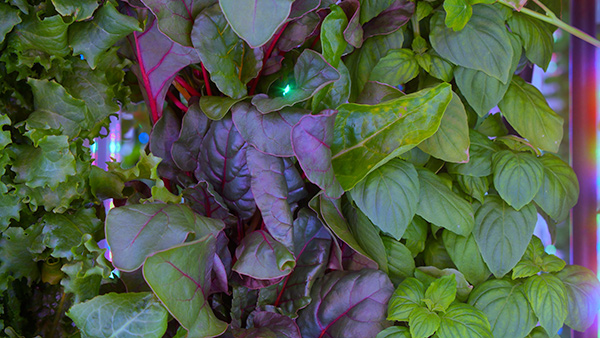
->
[340,0,363,48]
[473,196,536,278]
[468,279,536,338]
[360,0,395,24]
[150,107,181,170]
[0,3,21,44]
[437,303,492,338]
[356,81,404,105]
[508,12,554,70]
[291,110,344,198]
[192,4,263,99]
[106,203,224,271]
[171,102,210,172]
[321,5,348,67]
[416,168,474,237]
[351,158,419,240]
[555,265,600,332]
[42,208,102,260]
[143,237,228,338]
[388,277,426,321]
[234,312,301,338]
[419,92,470,163]
[498,76,564,152]
[277,11,321,52]
[362,0,414,39]
[220,0,294,48]
[69,2,142,69]
[492,150,543,210]
[297,269,394,338]
[140,0,215,46]
[233,102,306,157]
[67,292,168,338]
[523,274,568,336]
[533,154,579,222]
[183,181,236,223]
[289,0,320,20]
[430,4,513,83]
[196,116,256,219]
[252,50,340,113]
[233,230,295,281]
[200,96,246,121]
[312,61,352,112]
[332,83,452,190]
[442,231,490,285]
[246,147,294,248]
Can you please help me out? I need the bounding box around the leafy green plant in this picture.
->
[1,0,599,337]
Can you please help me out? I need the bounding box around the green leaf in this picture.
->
[69,2,142,69]
[409,306,440,338]
[512,236,561,279]
[508,12,553,70]
[351,158,419,240]
[0,225,42,289]
[192,4,263,99]
[498,76,564,152]
[51,0,98,21]
[321,5,349,67]
[360,0,395,24]
[525,327,551,338]
[382,236,415,285]
[430,4,513,83]
[555,265,600,332]
[524,274,568,336]
[42,208,102,260]
[476,113,508,137]
[416,168,474,236]
[67,292,168,338]
[456,175,489,203]
[376,326,411,338]
[220,0,294,47]
[473,196,536,278]
[0,3,21,44]
[437,303,493,338]
[199,96,245,121]
[533,154,579,222]
[388,277,426,321]
[369,49,420,86]
[106,203,224,271]
[143,238,228,338]
[0,115,11,151]
[252,50,339,113]
[468,279,537,338]
[232,230,295,280]
[419,92,470,163]
[332,83,452,190]
[447,130,498,177]
[312,61,352,112]
[424,275,457,312]
[444,0,472,31]
[443,231,490,285]
[426,50,455,82]
[492,150,543,210]
[0,191,21,232]
[10,135,76,189]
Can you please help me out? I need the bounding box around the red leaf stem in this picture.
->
[133,31,160,124]
[175,75,202,97]
[166,91,188,112]
[201,63,213,96]
[249,22,290,95]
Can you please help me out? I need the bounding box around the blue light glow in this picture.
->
[138,132,149,144]
[545,244,557,255]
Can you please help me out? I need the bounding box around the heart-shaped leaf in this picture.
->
[437,303,492,338]
[492,150,543,210]
[523,274,568,336]
[369,49,419,86]
[363,0,414,39]
[555,265,600,332]
[388,277,426,321]
[234,311,302,338]
[533,154,579,222]
[442,231,490,285]
[409,306,440,338]
[171,102,210,172]
[233,230,295,281]
[508,12,554,70]
[200,96,246,121]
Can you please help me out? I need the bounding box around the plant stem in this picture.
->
[249,22,290,95]
[498,0,600,48]
[201,63,212,96]
[174,75,201,97]
[166,91,188,112]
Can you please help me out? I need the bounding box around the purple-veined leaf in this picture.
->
[150,107,181,169]
[196,116,256,220]
[128,16,200,121]
[171,101,210,172]
[363,0,414,39]
[284,158,307,206]
[246,147,294,248]
[234,311,302,338]
[291,110,344,198]
[143,237,228,338]
[252,50,340,114]
[277,12,321,52]
[200,96,247,121]
[140,0,215,47]
[289,0,321,20]
[220,0,294,48]
[183,181,237,224]
[342,244,379,271]
[211,231,232,294]
[231,286,259,329]
[356,81,405,104]
[233,230,295,282]
[106,203,224,271]
[297,269,394,338]
[233,102,307,157]
[339,0,363,48]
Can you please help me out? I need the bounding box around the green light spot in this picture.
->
[545,244,557,255]
[283,84,291,96]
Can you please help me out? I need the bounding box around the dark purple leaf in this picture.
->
[232,286,259,329]
[233,230,295,282]
[297,269,394,338]
[171,101,210,172]
[283,158,307,207]
[182,181,237,224]
[263,55,285,76]
[339,0,363,48]
[342,244,379,271]
[235,273,286,290]
[277,12,321,52]
[128,16,200,121]
[291,110,343,198]
[196,116,256,220]
[246,147,294,248]
[211,232,232,294]
[233,102,307,157]
[363,0,415,39]
[235,311,301,338]
[356,81,405,104]
[289,0,321,20]
[150,107,181,167]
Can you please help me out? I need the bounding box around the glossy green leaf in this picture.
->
[447,130,498,177]
[144,238,228,338]
[233,230,295,280]
[69,2,142,69]
[321,5,348,67]
[312,61,352,112]
[498,76,564,152]
[473,196,537,278]
[67,292,168,338]
[0,3,21,43]
[430,4,513,83]
[376,326,411,338]
[0,225,42,289]
[492,150,543,210]
[252,50,340,113]
[443,231,490,285]
[220,0,294,47]
[419,92,470,163]
[332,83,452,190]
[512,236,549,279]
[524,274,567,336]
[476,113,509,137]
[106,203,224,271]
[508,12,554,70]
[416,168,474,236]
[533,154,579,222]
[437,303,493,338]
[426,50,455,82]
[409,306,440,338]
[370,49,419,86]
[42,208,102,260]
[388,277,426,321]
[443,0,472,31]
[468,279,536,338]
[351,158,419,240]
[200,96,246,121]
[51,0,98,21]
[425,274,457,312]
[360,0,395,24]
[556,265,600,332]
[382,236,415,285]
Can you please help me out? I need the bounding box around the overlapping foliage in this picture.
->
[1,0,599,337]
